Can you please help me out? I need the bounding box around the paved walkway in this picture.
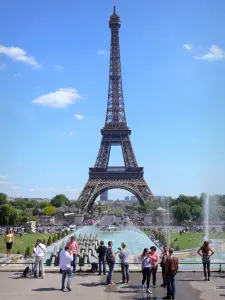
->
[0,272,225,299]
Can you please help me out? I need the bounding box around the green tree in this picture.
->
[47,236,52,246]
[43,205,56,216]
[19,211,33,223]
[42,239,46,245]
[12,198,28,210]
[0,193,7,205]
[51,194,70,208]
[191,205,202,220]
[172,203,191,224]
[57,232,61,240]
[61,231,65,238]
[175,245,180,251]
[52,235,57,243]
[25,246,33,257]
[0,204,19,225]
[39,201,50,209]
[32,207,40,216]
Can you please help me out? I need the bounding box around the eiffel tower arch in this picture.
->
[77,5,154,212]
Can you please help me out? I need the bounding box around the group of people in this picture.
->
[4,228,214,297]
[94,241,179,299]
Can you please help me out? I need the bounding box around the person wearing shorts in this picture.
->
[5,229,14,257]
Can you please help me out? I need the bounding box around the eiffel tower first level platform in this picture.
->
[77,6,154,212]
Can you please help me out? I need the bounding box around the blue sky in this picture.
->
[0,0,225,200]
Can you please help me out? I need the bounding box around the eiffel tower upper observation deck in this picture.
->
[77,5,154,212]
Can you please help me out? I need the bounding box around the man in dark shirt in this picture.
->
[96,240,107,275]
[163,248,179,300]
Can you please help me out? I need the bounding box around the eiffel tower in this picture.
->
[78,5,154,212]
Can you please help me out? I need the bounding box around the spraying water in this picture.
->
[203,194,209,241]
[163,197,171,247]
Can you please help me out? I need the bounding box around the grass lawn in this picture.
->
[143,231,225,250]
[0,233,54,255]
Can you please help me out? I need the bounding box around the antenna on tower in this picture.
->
[113,0,116,13]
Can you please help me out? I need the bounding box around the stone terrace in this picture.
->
[0,272,225,300]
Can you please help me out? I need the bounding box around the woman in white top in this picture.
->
[141,248,152,294]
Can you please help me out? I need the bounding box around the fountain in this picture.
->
[163,197,171,247]
[203,193,209,241]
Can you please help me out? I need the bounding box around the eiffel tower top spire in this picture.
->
[104,4,128,130]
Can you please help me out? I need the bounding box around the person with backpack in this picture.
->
[160,245,169,287]
[163,248,179,299]
[96,240,107,275]
[33,239,47,279]
[106,241,116,285]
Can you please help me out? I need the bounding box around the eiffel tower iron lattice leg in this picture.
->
[77,5,154,212]
[79,178,153,212]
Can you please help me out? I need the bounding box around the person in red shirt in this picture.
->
[66,236,79,273]
[149,246,160,288]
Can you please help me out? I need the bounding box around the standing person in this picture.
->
[60,246,73,291]
[160,245,169,287]
[141,248,152,294]
[149,246,159,287]
[106,241,116,285]
[33,239,47,279]
[197,241,214,281]
[96,240,107,275]
[4,229,14,257]
[118,242,130,284]
[66,236,78,274]
[163,248,179,300]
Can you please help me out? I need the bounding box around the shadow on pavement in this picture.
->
[177,279,204,282]
[32,288,60,292]
[132,297,162,299]
[80,282,106,287]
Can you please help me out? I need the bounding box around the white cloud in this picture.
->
[36,86,40,89]
[11,186,20,190]
[75,114,84,120]
[0,63,6,70]
[0,181,10,185]
[32,88,82,108]
[97,49,108,56]
[68,131,76,136]
[0,45,41,68]
[53,64,64,70]
[14,72,21,77]
[29,188,35,192]
[184,44,193,51]
[194,45,225,61]
[65,186,79,192]
[0,175,8,179]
